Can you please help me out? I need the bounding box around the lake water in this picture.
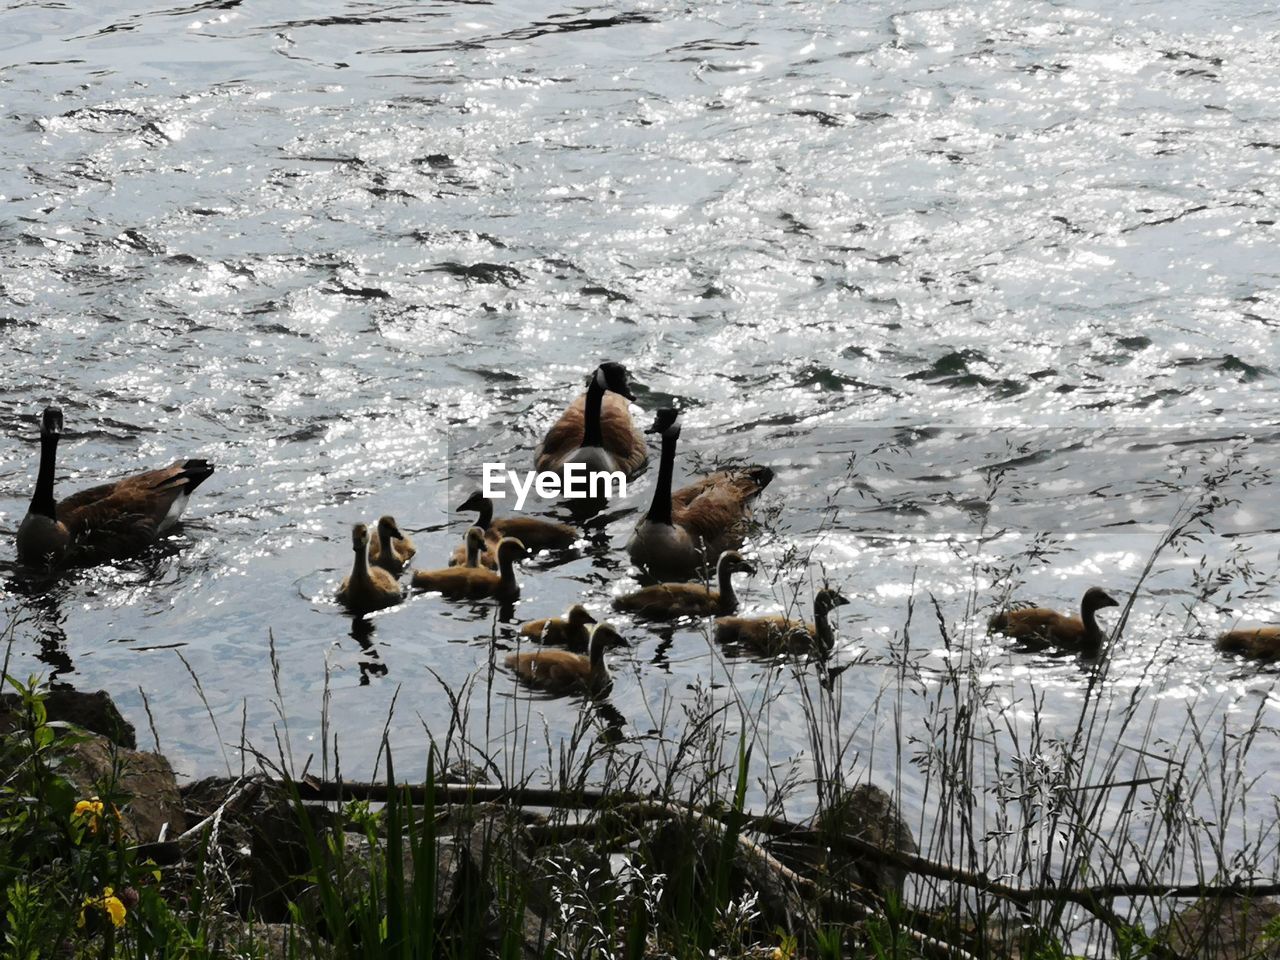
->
[1,0,1278,904]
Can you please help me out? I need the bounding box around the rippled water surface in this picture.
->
[2,0,1279,879]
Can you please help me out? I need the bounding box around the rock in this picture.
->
[59,734,184,842]
[0,687,136,748]
[813,782,917,900]
[1160,897,1280,960]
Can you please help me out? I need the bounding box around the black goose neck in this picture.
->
[30,433,59,519]
[645,428,677,526]
[581,376,605,448]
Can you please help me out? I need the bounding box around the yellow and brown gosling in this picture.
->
[534,361,647,480]
[715,588,850,657]
[613,550,756,620]
[368,514,416,576]
[1216,626,1280,661]
[506,622,621,696]
[988,586,1119,656]
[336,523,404,614]
[450,490,577,563]
[458,524,489,568]
[520,604,598,652]
[17,406,215,567]
[412,535,527,601]
[627,409,773,578]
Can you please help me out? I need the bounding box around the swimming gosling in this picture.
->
[989,586,1119,656]
[1216,626,1280,661]
[412,535,527,601]
[520,603,598,651]
[506,622,621,696]
[613,550,756,619]
[368,514,416,576]
[336,523,404,614]
[716,588,850,656]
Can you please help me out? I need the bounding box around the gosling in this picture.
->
[411,535,527,601]
[336,523,404,614]
[506,622,621,696]
[613,551,756,620]
[520,603,598,652]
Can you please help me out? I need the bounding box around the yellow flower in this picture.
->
[78,887,127,929]
[72,797,105,833]
[101,888,127,928]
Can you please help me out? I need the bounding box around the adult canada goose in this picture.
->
[716,588,850,656]
[506,622,620,696]
[627,409,773,577]
[520,603,598,651]
[411,535,527,601]
[534,361,647,480]
[988,586,1119,656]
[16,406,215,566]
[1216,626,1280,661]
[336,523,403,613]
[613,550,756,619]
[449,491,576,567]
[367,515,415,576]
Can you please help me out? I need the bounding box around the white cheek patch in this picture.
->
[595,368,607,390]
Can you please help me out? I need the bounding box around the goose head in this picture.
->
[718,550,757,578]
[1083,587,1119,613]
[594,361,637,401]
[464,525,488,551]
[376,514,404,542]
[351,523,371,553]
[644,407,680,438]
[589,622,626,657]
[567,604,597,627]
[815,588,851,616]
[496,536,528,567]
[40,406,64,439]
[457,490,488,513]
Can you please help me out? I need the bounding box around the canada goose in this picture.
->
[988,586,1119,656]
[449,491,577,567]
[16,406,215,566]
[506,622,620,696]
[627,409,773,577]
[367,515,415,576]
[534,361,647,479]
[613,550,756,619]
[1216,626,1280,661]
[336,523,403,613]
[520,603,598,651]
[411,535,527,601]
[715,588,850,656]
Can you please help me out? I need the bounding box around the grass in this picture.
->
[2,451,1278,959]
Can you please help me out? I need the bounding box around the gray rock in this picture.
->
[58,734,184,842]
[0,687,136,749]
[1160,897,1280,960]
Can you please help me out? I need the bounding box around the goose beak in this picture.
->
[584,611,598,624]
[740,562,757,576]
[617,384,637,402]
[1100,592,1119,608]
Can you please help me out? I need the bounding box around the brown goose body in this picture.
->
[506,623,620,696]
[627,409,773,577]
[989,587,1119,656]
[449,492,576,566]
[413,535,526,601]
[16,407,215,566]
[336,523,403,614]
[613,551,755,619]
[533,362,647,479]
[716,588,849,656]
[1216,626,1280,661]
[367,515,415,576]
[520,603,597,651]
